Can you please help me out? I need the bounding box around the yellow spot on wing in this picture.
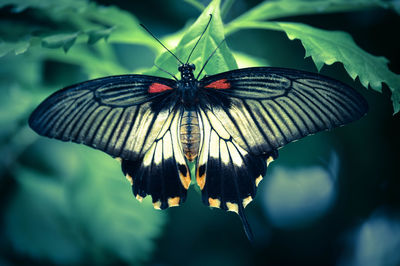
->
[168,197,180,207]
[115,157,122,163]
[267,156,275,166]
[255,175,263,187]
[242,196,253,208]
[226,202,239,214]
[196,171,205,190]
[179,166,191,189]
[125,174,133,185]
[153,201,162,210]
[136,195,143,202]
[208,198,221,208]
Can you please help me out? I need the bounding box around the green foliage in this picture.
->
[224,0,400,114]
[145,0,237,78]
[42,32,80,52]
[1,0,399,264]
[226,0,399,26]
[0,0,155,58]
[0,0,87,11]
[226,20,400,113]
[0,40,29,57]
[6,143,164,264]
[276,22,400,114]
[184,0,205,12]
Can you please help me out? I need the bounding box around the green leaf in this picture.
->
[0,2,155,58]
[44,42,128,77]
[184,0,205,12]
[220,0,235,19]
[225,21,400,114]
[86,27,115,45]
[0,0,87,12]
[277,22,400,114]
[68,146,166,263]
[0,40,30,57]
[71,4,155,47]
[145,0,237,78]
[5,142,166,264]
[0,55,46,130]
[232,50,271,68]
[5,168,84,264]
[42,32,80,52]
[391,89,400,114]
[226,0,400,34]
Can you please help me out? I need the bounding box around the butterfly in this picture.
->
[28,15,368,241]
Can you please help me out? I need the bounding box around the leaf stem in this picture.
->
[184,0,205,12]
[221,0,235,20]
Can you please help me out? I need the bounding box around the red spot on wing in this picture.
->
[204,79,231,89]
[148,83,173,93]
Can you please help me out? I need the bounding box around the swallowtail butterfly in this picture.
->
[29,16,368,241]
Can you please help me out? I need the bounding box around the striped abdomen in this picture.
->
[180,110,200,161]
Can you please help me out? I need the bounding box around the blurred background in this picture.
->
[1,0,399,265]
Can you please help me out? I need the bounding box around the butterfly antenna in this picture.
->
[196,38,226,80]
[238,204,254,243]
[186,14,213,64]
[155,63,178,81]
[140,24,184,65]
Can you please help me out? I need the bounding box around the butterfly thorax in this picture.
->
[177,63,199,106]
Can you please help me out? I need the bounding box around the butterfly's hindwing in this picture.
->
[196,108,275,212]
[29,75,177,161]
[199,67,368,155]
[121,107,190,209]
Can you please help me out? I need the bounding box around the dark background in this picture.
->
[1,0,399,265]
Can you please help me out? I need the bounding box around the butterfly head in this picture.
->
[178,63,196,82]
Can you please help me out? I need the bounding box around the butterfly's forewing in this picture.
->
[199,67,368,155]
[29,75,191,208]
[196,67,367,223]
[29,75,177,161]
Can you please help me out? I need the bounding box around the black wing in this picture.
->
[196,67,368,238]
[199,67,368,155]
[29,75,191,208]
[29,75,178,161]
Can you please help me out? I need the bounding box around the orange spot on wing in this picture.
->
[178,164,191,189]
[204,79,231,89]
[196,164,206,190]
[208,198,221,208]
[148,83,173,93]
[168,197,180,207]
[197,175,205,190]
